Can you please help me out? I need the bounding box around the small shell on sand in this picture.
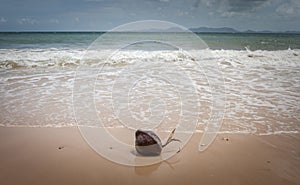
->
[222,137,230,141]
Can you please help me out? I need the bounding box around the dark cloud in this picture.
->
[224,0,269,12]
[0,0,299,31]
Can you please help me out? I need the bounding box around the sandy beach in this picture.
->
[0,127,299,185]
[1,26,299,185]
[1,1,300,185]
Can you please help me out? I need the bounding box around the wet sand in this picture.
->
[0,127,300,185]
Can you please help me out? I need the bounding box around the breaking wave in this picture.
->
[0,48,299,135]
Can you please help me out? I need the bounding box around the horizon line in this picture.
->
[0,30,299,34]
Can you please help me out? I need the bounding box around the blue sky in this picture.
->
[0,0,299,31]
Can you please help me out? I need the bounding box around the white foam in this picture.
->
[0,48,299,135]
[0,48,84,69]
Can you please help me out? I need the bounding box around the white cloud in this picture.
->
[177,10,189,17]
[198,0,271,17]
[0,17,7,23]
[84,0,105,2]
[50,19,59,24]
[221,11,238,18]
[17,18,38,25]
[276,0,300,17]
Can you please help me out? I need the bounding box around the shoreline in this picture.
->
[1,125,299,135]
[1,127,299,185]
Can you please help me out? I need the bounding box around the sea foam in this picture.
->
[0,48,299,135]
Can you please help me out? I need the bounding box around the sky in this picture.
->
[0,0,299,31]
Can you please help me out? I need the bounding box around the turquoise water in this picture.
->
[0,32,100,49]
[0,32,299,50]
[200,33,300,50]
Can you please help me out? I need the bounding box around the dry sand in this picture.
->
[0,127,300,185]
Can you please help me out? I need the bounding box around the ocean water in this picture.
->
[0,32,299,135]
